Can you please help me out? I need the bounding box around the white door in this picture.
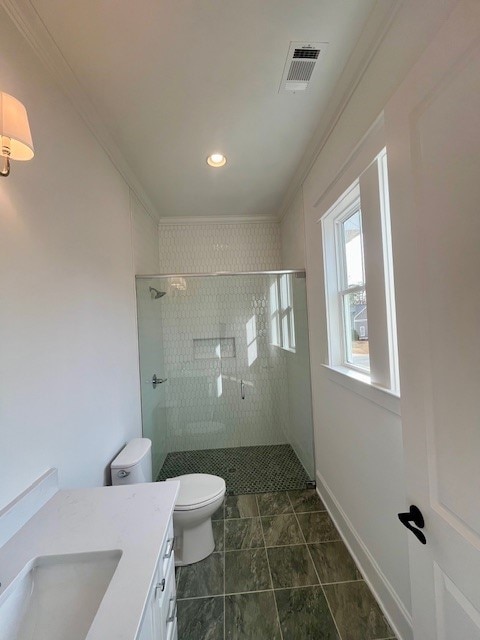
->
[386,2,480,638]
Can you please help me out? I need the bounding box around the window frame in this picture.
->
[334,198,370,374]
[321,149,399,395]
[270,274,296,353]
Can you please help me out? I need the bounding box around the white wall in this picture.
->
[0,10,144,509]
[280,189,306,269]
[280,1,459,638]
[130,190,166,477]
[136,279,167,478]
[131,191,160,274]
[280,193,314,477]
[283,276,314,477]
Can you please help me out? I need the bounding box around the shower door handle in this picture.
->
[241,379,245,400]
[152,374,167,389]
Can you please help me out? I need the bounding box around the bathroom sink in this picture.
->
[0,550,122,640]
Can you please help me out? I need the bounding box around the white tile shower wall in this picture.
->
[158,276,290,453]
[158,222,281,273]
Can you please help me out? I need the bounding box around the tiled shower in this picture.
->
[136,271,315,494]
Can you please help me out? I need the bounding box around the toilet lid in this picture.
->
[168,473,225,509]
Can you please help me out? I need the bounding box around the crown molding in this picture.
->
[3,0,401,227]
[278,0,403,221]
[2,0,161,221]
[159,215,279,226]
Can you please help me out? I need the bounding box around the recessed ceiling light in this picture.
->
[207,153,227,168]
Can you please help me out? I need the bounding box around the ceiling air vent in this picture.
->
[279,42,328,93]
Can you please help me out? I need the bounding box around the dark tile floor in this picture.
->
[176,490,397,640]
[157,444,311,494]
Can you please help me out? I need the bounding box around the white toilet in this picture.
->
[111,437,153,484]
[111,438,225,567]
[166,473,225,566]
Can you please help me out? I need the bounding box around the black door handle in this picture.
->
[398,505,426,545]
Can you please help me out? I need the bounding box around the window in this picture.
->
[322,149,399,392]
[336,203,370,372]
[270,273,296,352]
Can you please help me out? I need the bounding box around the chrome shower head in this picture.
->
[149,287,166,299]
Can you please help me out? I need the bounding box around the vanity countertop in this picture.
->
[0,480,179,640]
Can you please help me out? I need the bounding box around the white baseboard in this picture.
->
[316,469,413,640]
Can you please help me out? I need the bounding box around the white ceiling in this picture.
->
[31,0,379,219]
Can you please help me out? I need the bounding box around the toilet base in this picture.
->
[166,474,225,567]
[173,516,215,566]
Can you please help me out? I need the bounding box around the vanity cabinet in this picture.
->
[0,470,180,640]
[138,518,177,640]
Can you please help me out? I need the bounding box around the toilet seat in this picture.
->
[167,473,225,511]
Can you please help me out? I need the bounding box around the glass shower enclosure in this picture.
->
[135,271,315,494]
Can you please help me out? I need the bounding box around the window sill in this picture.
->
[282,346,296,354]
[272,344,296,354]
[321,364,401,416]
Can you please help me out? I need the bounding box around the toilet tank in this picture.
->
[110,438,152,485]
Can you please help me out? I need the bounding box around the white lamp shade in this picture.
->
[0,92,34,160]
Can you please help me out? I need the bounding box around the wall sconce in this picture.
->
[0,92,34,177]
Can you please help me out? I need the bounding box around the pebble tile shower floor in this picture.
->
[175,490,397,640]
[157,444,311,494]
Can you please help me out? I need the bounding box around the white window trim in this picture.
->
[321,149,400,396]
[334,197,370,374]
[322,182,364,372]
[270,274,296,353]
[378,152,400,393]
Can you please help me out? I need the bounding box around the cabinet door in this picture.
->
[138,562,169,640]
[137,519,176,640]
[154,557,176,640]
[167,618,178,640]
[137,588,155,640]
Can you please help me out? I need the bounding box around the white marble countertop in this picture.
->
[0,480,179,640]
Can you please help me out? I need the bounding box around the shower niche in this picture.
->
[135,272,315,494]
[193,337,236,360]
